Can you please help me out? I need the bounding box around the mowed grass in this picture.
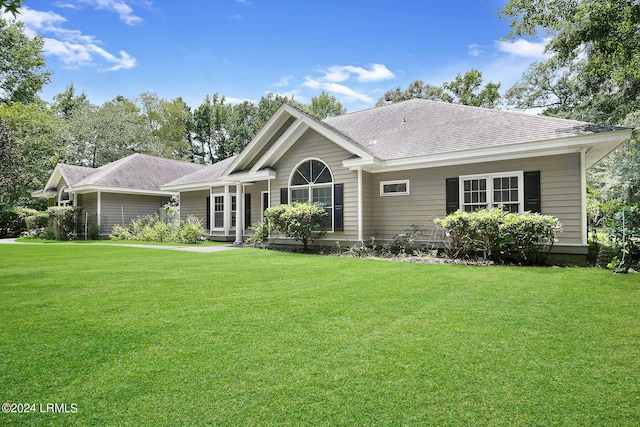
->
[0,245,638,426]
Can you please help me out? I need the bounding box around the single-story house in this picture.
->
[33,153,205,237]
[163,99,632,258]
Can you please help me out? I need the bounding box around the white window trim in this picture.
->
[58,186,72,206]
[459,171,524,213]
[380,179,410,196]
[211,192,225,231]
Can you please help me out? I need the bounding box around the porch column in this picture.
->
[97,191,102,229]
[234,183,244,246]
[580,149,588,246]
[357,167,363,242]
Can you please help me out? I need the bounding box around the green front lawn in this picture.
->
[1,245,638,426]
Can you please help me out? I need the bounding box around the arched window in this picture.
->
[58,186,72,206]
[289,159,333,229]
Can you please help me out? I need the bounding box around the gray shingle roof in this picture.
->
[57,164,94,186]
[323,99,625,160]
[73,153,206,191]
[163,155,237,187]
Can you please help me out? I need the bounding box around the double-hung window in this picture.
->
[289,159,333,230]
[460,171,524,213]
[212,194,225,229]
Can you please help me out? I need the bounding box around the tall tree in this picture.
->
[193,93,230,163]
[0,117,29,204]
[306,91,346,119]
[52,84,89,119]
[0,18,51,104]
[376,70,500,108]
[499,0,640,124]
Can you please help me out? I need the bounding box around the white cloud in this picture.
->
[16,7,137,71]
[496,38,550,59]
[304,77,374,104]
[468,43,484,57]
[78,0,143,25]
[272,75,293,87]
[323,64,395,83]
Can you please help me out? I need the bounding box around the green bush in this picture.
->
[17,206,81,240]
[435,208,562,265]
[110,214,205,244]
[264,202,327,250]
[178,216,205,244]
[605,205,640,273]
[246,220,270,247]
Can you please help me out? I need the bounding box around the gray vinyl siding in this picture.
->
[366,153,583,245]
[270,128,360,241]
[179,190,209,225]
[76,192,97,237]
[100,193,169,236]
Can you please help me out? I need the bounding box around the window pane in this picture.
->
[291,161,311,185]
[311,160,331,183]
[502,190,510,201]
[494,190,501,202]
[291,188,309,203]
[382,182,407,194]
[493,178,501,190]
[313,186,332,207]
[464,180,470,191]
[472,180,478,191]
[511,189,519,201]
[479,179,486,190]
[510,177,518,188]
[464,193,471,203]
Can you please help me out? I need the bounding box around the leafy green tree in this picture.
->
[376,70,500,108]
[0,117,29,204]
[499,0,640,124]
[193,93,230,163]
[0,18,51,104]
[0,0,24,16]
[52,84,89,119]
[306,91,346,119]
[504,57,583,118]
[137,93,192,160]
[0,101,66,193]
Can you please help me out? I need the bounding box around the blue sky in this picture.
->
[9,0,548,112]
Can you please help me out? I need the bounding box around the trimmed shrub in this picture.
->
[178,216,206,244]
[435,208,561,265]
[246,220,270,247]
[264,202,327,250]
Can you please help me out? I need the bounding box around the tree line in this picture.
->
[1,0,640,219]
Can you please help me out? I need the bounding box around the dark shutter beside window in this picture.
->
[262,192,269,214]
[244,193,251,230]
[205,195,211,230]
[334,183,344,231]
[445,178,460,215]
[524,171,541,213]
[280,188,288,205]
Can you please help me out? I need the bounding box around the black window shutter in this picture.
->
[262,192,269,213]
[280,188,288,205]
[445,178,459,215]
[334,183,344,231]
[205,195,211,230]
[244,193,251,229]
[524,171,541,213]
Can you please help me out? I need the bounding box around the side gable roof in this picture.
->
[72,153,205,192]
[37,153,207,197]
[325,99,632,170]
[325,98,627,160]
[162,156,237,191]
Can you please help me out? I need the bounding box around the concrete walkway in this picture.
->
[0,238,241,253]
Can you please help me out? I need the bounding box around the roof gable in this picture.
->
[225,104,374,176]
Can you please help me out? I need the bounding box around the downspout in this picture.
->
[357,167,363,242]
